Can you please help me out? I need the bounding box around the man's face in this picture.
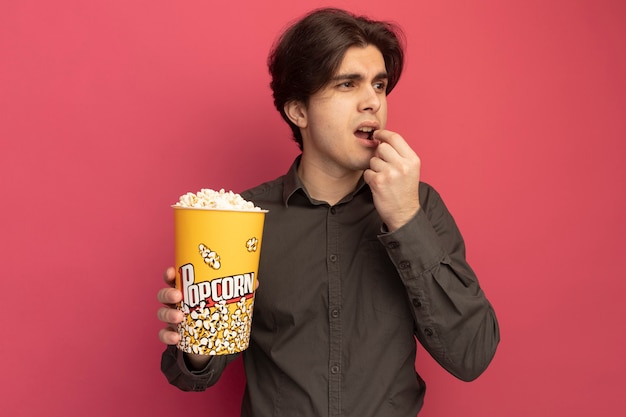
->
[299,45,388,175]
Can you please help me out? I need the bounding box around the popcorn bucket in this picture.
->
[173,206,267,355]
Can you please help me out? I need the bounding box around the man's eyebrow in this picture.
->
[331,72,388,82]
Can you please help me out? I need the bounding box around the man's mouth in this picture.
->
[355,127,375,140]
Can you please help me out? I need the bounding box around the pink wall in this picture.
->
[2,0,625,416]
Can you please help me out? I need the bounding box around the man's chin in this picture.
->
[354,160,373,172]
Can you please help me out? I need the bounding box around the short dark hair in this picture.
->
[268,8,406,149]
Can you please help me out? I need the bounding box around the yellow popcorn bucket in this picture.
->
[173,206,267,355]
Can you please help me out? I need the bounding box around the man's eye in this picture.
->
[338,81,353,88]
[374,81,387,91]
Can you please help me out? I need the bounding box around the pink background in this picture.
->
[2,0,625,416]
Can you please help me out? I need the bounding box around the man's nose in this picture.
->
[359,85,381,113]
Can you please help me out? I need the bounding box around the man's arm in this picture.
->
[378,183,500,381]
[157,267,236,390]
[161,345,237,391]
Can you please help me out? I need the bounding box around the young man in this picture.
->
[157,8,499,417]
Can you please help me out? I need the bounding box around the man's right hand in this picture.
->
[157,267,213,370]
[156,267,183,345]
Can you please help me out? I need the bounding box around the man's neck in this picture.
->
[297,155,362,206]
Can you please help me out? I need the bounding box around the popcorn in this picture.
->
[198,243,221,270]
[174,188,261,211]
[178,298,253,355]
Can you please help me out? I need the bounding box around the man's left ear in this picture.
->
[284,100,308,129]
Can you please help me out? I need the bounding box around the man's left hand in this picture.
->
[363,129,421,232]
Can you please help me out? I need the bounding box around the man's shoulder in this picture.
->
[241,175,285,203]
